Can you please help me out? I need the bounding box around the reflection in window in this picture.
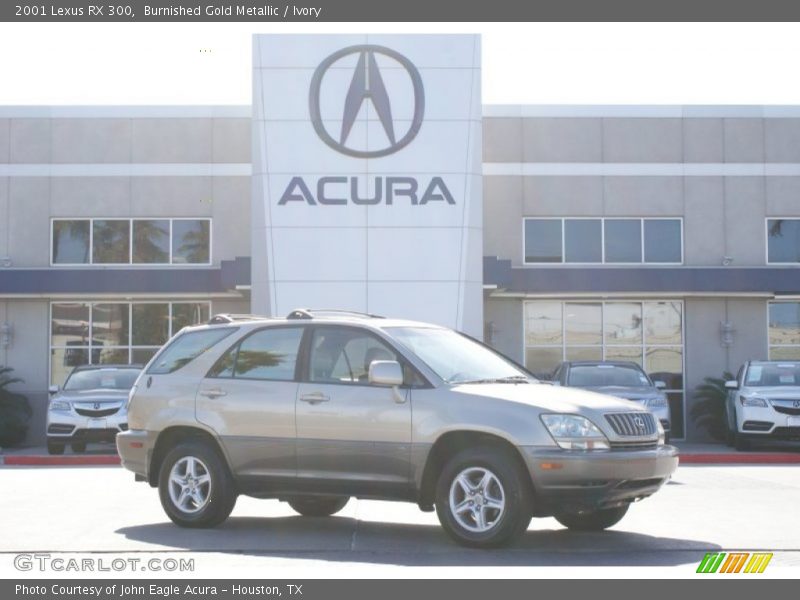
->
[52,220,90,264]
[50,302,211,384]
[92,220,130,264]
[564,220,602,263]
[133,220,170,264]
[524,220,562,263]
[524,300,685,436]
[604,219,642,263]
[233,328,304,380]
[173,220,210,264]
[309,329,397,384]
[644,220,682,263]
[769,302,800,358]
[565,303,601,345]
[132,304,169,346]
[604,303,642,345]
[767,219,800,263]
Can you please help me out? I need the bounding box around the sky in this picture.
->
[1,22,800,105]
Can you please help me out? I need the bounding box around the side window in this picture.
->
[148,328,236,375]
[208,327,303,381]
[310,328,398,385]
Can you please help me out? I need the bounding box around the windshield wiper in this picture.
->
[452,375,532,384]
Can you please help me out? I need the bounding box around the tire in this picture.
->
[71,442,87,453]
[664,432,671,445]
[555,505,629,531]
[158,441,237,528]
[47,440,65,455]
[434,446,532,548]
[725,427,735,447]
[734,432,751,451]
[287,496,349,517]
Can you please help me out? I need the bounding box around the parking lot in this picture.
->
[0,462,798,576]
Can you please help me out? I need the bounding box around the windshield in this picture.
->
[568,364,651,388]
[744,362,800,387]
[386,327,531,384]
[64,368,140,391]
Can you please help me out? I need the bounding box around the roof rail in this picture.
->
[285,308,385,320]
[207,313,271,325]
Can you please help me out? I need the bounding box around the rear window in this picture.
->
[148,328,236,375]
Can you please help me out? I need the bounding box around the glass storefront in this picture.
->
[524,300,685,438]
[50,301,210,385]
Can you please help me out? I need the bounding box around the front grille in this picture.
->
[47,424,74,434]
[605,412,657,437]
[610,440,658,450]
[773,406,800,416]
[75,407,120,417]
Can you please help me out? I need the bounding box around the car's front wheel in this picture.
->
[435,447,532,548]
[734,432,751,451]
[555,505,629,531]
[287,496,349,517]
[158,441,237,528]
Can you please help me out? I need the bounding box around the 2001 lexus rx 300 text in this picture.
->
[118,309,678,548]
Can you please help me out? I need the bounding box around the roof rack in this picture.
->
[285,308,385,320]
[207,313,272,325]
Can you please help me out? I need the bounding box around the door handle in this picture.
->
[200,388,227,399]
[300,392,330,404]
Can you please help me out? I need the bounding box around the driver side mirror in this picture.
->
[368,360,404,387]
[724,380,739,390]
[48,385,59,395]
[654,381,667,389]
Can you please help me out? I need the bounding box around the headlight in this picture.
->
[643,396,667,408]
[740,396,768,407]
[656,419,666,446]
[49,400,71,412]
[540,414,610,450]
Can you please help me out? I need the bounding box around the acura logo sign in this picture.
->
[309,45,425,158]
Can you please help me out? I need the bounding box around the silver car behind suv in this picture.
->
[551,361,672,443]
[118,309,678,548]
[47,364,141,455]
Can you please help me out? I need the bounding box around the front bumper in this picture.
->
[47,411,128,443]
[116,429,158,481]
[521,444,679,516]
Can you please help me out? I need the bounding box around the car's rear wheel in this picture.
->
[287,496,349,517]
[71,442,86,453]
[158,441,237,528]
[47,440,65,455]
[555,505,629,531]
[434,447,532,548]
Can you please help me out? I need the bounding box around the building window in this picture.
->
[50,301,211,385]
[51,218,212,265]
[524,300,685,438]
[768,302,800,359]
[523,218,682,265]
[767,219,800,263]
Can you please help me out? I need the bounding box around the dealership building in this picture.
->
[2,34,800,443]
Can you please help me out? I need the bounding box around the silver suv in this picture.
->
[117,309,678,548]
[47,364,141,455]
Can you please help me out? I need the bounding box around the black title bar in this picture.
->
[4,0,800,22]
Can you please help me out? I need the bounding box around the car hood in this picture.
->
[574,385,659,401]
[453,382,645,413]
[741,386,800,399]
[55,389,129,402]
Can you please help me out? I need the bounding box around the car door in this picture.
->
[295,325,412,494]
[196,325,305,482]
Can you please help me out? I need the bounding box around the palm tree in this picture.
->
[690,371,734,441]
[0,366,31,448]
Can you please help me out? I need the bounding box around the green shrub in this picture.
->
[0,366,32,448]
